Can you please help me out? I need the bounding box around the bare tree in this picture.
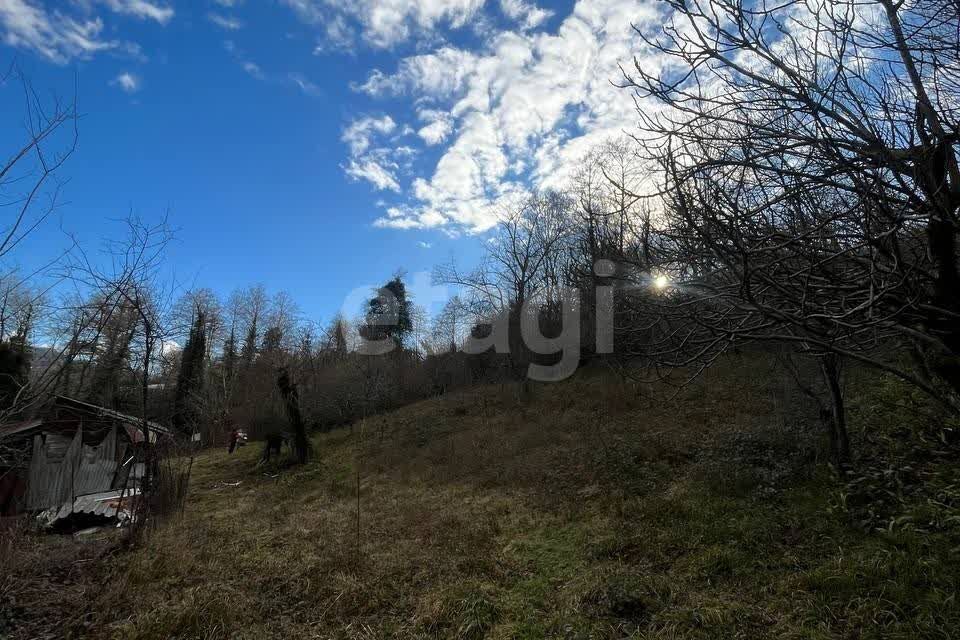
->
[71,216,176,523]
[617,0,960,461]
[0,65,78,261]
[172,288,223,361]
[235,284,269,367]
[0,65,78,421]
[429,295,471,353]
[435,191,572,377]
[436,191,572,314]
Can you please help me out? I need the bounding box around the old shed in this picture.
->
[0,396,172,517]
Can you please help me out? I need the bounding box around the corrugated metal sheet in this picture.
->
[73,426,118,495]
[24,425,121,511]
[1,396,172,515]
[25,428,82,510]
[37,488,139,527]
[44,433,73,461]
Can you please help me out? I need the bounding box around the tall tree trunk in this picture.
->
[820,353,850,467]
[277,369,309,464]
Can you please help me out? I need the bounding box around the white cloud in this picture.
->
[241,60,263,79]
[111,71,140,92]
[340,115,410,191]
[345,159,401,192]
[342,115,397,156]
[0,0,171,63]
[418,240,432,249]
[208,12,242,30]
[356,0,663,233]
[499,0,552,30]
[0,0,118,63]
[354,46,477,98]
[313,13,354,54]
[417,110,453,145]
[282,0,484,49]
[97,0,174,24]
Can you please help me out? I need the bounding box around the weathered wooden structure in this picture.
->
[0,396,172,517]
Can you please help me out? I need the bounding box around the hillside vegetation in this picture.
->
[4,354,960,639]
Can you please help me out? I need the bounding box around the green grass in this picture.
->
[4,354,960,639]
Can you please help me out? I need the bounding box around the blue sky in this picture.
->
[0,0,656,322]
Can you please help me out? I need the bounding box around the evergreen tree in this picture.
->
[222,328,238,381]
[360,275,413,349]
[173,306,207,433]
[261,326,283,353]
[325,314,349,355]
[240,316,258,367]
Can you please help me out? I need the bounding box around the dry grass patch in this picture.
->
[3,355,959,638]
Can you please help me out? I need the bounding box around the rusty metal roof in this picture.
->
[0,396,172,442]
[37,488,140,527]
[54,396,172,436]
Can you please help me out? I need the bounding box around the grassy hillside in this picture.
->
[4,354,960,639]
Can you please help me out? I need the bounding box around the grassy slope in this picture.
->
[6,354,960,639]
